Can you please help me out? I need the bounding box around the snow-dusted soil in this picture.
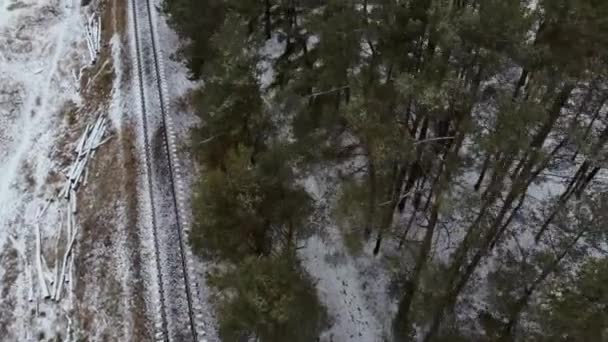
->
[0,0,87,338]
[0,0,159,340]
[301,168,395,341]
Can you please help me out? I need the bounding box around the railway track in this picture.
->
[129,0,205,340]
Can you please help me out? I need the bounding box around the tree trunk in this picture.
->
[364,144,376,240]
[264,0,272,39]
[394,120,467,339]
[571,95,607,161]
[398,176,428,248]
[512,69,528,100]
[536,122,608,241]
[394,200,440,340]
[574,166,600,198]
[511,83,574,180]
[424,187,521,342]
[399,117,429,211]
[499,228,586,341]
[474,153,491,191]
[373,162,402,255]
[425,84,574,341]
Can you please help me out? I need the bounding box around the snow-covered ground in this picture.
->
[0,0,86,338]
[0,0,159,340]
[301,169,394,341]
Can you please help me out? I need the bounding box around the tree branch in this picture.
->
[307,86,350,98]
[414,136,455,145]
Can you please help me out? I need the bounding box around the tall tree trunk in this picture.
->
[264,0,272,39]
[398,176,428,248]
[373,162,402,255]
[394,117,467,339]
[399,117,429,211]
[425,84,574,341]
[574,166,600,198]
[394,198,440,340]
[474,153,491,191]
[424,186,521,342]
[571,95,607,161]
[535,163,587,242]
[510,83,575,181]
[364,146,377,240]
[498,228,586,341]
[512,69,528,100]
[536,122,608,241]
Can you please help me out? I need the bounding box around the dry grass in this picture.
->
[74,128,131,340]
[79,57,115,114]
[121,123,153,341]
[20,161,36,192]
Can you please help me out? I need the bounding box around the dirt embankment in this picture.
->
[71,0,154,340]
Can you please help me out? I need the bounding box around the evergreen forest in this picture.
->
[163,0,608,340]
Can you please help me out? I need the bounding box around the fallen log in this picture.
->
[35,223,50,299]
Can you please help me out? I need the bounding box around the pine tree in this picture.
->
[163,0,226,78]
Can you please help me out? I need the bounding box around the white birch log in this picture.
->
[79,65,87,82]
[96,16,102,52]
[68,158,82,183]
[90,16,97,51]
[50,263,58,299]
[85,116,103,151]
[68,162,79,184]
[83,166,89,187]
[41,254,54,288]
[97,121,107,142]
[72,154,90,190]
[54,221,78,301]
[66,206,72,246]
[51,214,62,299]
[91,124,107,151]
[91,116,105,144]
[90,118,106,157]
[90,18,96,43]
[86,17,95,46]
[85,31,96,64]
[61,179,71,199]
[36,200,51,221]
[67,156,79,181]
[35,223,50,299]
[70,189,77,214]
[65,313,73,342]
[84,21,96,63]
[76,126,89,156]
[93,135,113,150]
[66,254,72,284]
[28,265,34,302]
[74,162,85,187]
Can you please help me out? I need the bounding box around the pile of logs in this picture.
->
[26,115,110,303]
[60,114,109,199]
[84,13,101,64]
